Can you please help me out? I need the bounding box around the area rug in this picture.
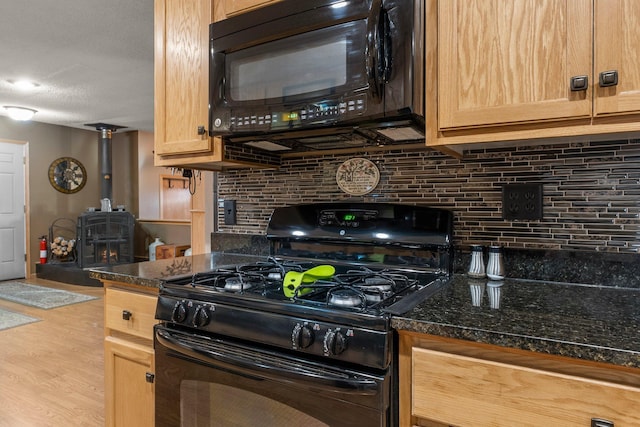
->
[0,307,40,331]
[0,281,97,309]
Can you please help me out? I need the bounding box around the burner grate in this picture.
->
[191,270,273,293]
[289,267,423,312]
[170,259,435,314]
[188,258,314,294]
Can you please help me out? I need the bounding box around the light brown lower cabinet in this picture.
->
[103,282,158,427]
[104,337,154,427]
[399,332,640,427]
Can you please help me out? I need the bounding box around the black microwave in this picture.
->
[209,0,424,153]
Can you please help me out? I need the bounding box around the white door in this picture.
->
[0,141,26,280]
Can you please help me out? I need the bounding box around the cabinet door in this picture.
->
[218,0,278,19]
[105,337,155,427]
[154,0,212,156]
[594,0,640,116]
[438,0,592,130]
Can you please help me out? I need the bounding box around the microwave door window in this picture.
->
[232,41,346,101]
[226,21,367,103]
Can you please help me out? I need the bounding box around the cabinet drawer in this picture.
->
[412,347,640,427]
[105,288,158,340]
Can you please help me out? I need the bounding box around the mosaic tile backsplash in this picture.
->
[214,138,640,285]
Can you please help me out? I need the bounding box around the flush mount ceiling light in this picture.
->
[3,106,37,121]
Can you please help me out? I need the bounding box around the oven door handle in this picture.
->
[156,328,380,395]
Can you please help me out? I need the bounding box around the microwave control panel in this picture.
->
[213,95,367,133]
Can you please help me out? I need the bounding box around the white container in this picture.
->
[467,245,486,278]
[101,198,112,212]
[148,237,164,261]
[486,245,505,280]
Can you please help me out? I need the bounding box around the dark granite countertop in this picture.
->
[88,253,265,288]
[90,253,640,370]
[392,274,640,369]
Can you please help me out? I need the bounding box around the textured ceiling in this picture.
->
[0,0,154,132]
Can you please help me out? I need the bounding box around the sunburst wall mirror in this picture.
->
[48,157,87,194]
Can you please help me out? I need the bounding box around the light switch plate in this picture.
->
[223,200,237,225]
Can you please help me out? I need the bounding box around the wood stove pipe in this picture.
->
[99,128,113,201]
[85,122,126,203]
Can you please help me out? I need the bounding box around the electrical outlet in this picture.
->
[502,183,543,220]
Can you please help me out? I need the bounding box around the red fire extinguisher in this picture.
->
[39,236,48,264]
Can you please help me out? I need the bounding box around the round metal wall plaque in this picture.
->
[48,157,87,194]
[336,158,380,196]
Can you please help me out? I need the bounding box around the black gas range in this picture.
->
[154,203,453,426]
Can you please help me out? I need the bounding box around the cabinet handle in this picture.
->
[570,75,589,91]
[599,70,618,87]
[145,372,155,383]
[122,310,132,321]
[197,125,207,136]
[591,418,614,427]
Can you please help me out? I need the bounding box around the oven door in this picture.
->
[154,325,392,426]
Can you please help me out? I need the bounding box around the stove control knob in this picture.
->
[193,305,211,328]
[292,323,314,349]
[324,329,347,356]
[171,301,188,323]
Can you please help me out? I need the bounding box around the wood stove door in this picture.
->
[77,211,134,268]
[154,325,392,426]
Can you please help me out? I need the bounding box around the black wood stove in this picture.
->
[76,211,134,269]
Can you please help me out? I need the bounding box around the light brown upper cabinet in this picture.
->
[214,0,280,22]
[154,0,212,158]
[427,0,640,152]
[154,0,277,170]
[438,0,592,129]
[593,0,640,117]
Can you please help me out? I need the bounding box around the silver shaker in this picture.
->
[486,245,505,280]
[467,245,486,278]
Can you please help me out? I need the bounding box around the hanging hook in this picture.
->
[182,169,201,195]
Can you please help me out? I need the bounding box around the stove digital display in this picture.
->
[280,111,299,121]
[319,209,378,228]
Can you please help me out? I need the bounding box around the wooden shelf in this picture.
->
[137,219,190,225]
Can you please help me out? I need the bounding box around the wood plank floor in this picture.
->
[0,277,104,427]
